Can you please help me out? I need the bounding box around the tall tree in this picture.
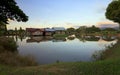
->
[0,0,28,24]
[105,0,120,29]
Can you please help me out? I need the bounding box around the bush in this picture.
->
[0,36,38,66]
[0,51,38,66]
[53,34,68,38]
[0,37,17,52]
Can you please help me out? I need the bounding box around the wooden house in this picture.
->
[26,28,44,36]
[52,27,66,34]
[44,28,55,36]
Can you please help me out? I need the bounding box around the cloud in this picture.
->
[97,21,117,25]
[65,23,75,28]
[96,21,119,28]
[65,22,81,28]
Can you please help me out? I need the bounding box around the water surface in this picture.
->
[15,36,117,64]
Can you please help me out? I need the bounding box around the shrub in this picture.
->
[0,51,38,66]
[0,37,17,52]
[0,36,38,66]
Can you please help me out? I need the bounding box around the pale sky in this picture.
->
[7,0,114,29]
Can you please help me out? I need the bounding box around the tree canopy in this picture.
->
[105,0,120,24]
[0,0,28,24]
[103,28,117,31]
[86,25,101,33]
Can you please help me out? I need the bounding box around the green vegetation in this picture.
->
[0,37,37,66]
[0,37,17,52]
[86,25,101,34]
[0,0,28,36]
[66,27,76,35]
[0,37,120,75]
[53,34,68,38]
[7,27,26,36]
[0,0,120,74]
[74,25,118,37]
[0,0,28,24]
[0,22,7,36]
[105,0,120,29]
[100,28,117,36]
[53,34,68,41]
[99,39,120,60]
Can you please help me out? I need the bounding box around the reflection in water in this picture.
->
[15,35,118,64]
[26,36,66,43]
[101,36,117,41]
[13,35,26,42]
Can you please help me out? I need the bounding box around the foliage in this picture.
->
[0,37,37,66]
[0,37,120,75]
[0,37,17,52]
[86,25,101,33]
[105,0,120,29]
[101,28,117,36]
[0,39,119,75]
[0,51,38,66]
[0,0,28,24]
[103,28,117,31]
[0,21,7,35]
[66,28,75,35]
[76,26,87,35]
[53,34,68,38]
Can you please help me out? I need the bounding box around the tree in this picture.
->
[76,26,87,35]
[86,25,101,33]
[19,27,24,35]
[67,28,75,35]
[0,0,28,24]
[105,0,120,29]
[0,21,7,35]
[103,28,117,31]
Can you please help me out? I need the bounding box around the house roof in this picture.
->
[45,28,55,32]
[52,27,65,31]
[26,28,44,32]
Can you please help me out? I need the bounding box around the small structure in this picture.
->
[26,28,44,36]
[26,27,66,36]
[52,27,66,34]
[44,28,55,36]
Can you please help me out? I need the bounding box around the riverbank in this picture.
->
[0,37,120,75]
[0,37,37,66]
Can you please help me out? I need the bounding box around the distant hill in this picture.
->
[98,24,119,30]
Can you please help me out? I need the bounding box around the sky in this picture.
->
[7,0,116,29]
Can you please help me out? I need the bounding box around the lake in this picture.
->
[14,36,117,64]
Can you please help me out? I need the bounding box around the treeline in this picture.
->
[7,27,25,36]
[66,25,119,36]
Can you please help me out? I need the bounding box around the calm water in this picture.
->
[14,36,117,64]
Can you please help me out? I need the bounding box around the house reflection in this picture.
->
[26,36,66,43]
[76,35,100,42]
[52,37,66,42]
[76,35,117,42]
[12,35,26,42]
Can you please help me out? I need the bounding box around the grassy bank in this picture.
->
[0,37,37,66]
[53,34,68,38]
[0,37,120,75]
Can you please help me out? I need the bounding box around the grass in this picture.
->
[0,51,38,66]
[53,34,68,38]
[0,37,38,66]
[0,37,120,75]
[0,36,17,52]
[1,59,120,75]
